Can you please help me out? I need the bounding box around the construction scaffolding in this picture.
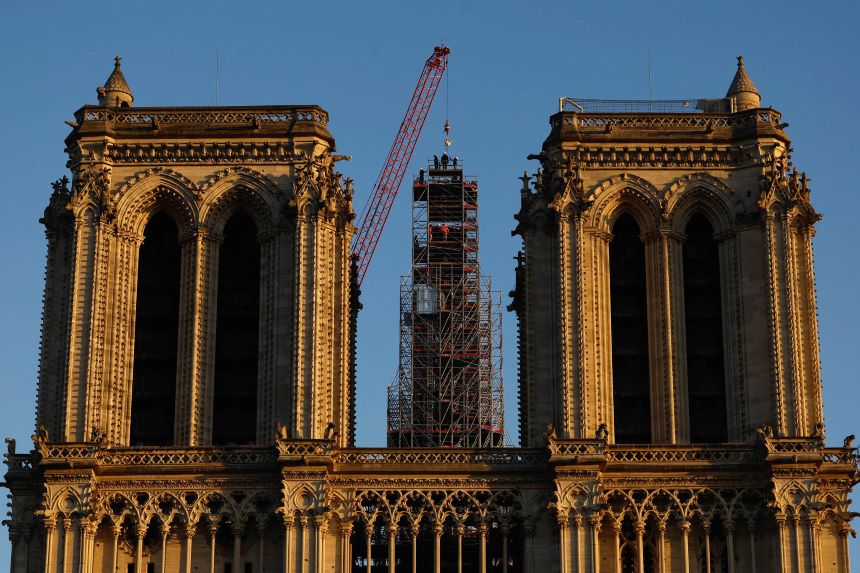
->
[387,159,505,448]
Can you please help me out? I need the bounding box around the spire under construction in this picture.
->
[387,151,504,447]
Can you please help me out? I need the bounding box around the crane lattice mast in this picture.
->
[351,45,450,285]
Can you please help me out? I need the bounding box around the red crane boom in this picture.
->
[352,45,450,285]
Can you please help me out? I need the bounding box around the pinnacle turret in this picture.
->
[726,56,760,111]
[97,55,134,107]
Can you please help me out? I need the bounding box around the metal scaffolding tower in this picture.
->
[387,158,504,448]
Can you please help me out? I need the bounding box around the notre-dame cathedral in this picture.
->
[3,56,857,572]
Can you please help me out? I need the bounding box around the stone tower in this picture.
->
[5,59,357,573]
[510,57,857,571]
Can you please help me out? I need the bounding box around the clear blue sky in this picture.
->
[1,0,857,566]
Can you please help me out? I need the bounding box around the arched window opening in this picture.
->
[130,212,181,446]
[683,213,728,443]
[212,210,260,445]
[610,213,651,444]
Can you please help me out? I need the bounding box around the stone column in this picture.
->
[611,522,621,573]
[589,514,602,573]
[74,523,82,573]
[746,520,757,573]
[657,522,666,573]
[702,522,711,573]
[456,524,464,573]
[233,525,244,573]
[479,522,487,573]
[775,515,788,572]
[557,516,570,573]
[61,517,72,573]
[724,521,736,573]
[411,525,419,573]
[365,524,372,573]
[679,521,690,573]
[635,521,645,573]
[177,229,220,445]
[341,524,354,573]
[283,520,294,573]
[184,525,196,573]
[134,523,145,573]
[839,525,851,573]
[793,515,803,572]
[643,228,686,442]
[433,525,442,573]
[44,516,57,573]
[387,524,397,573]
[77,518,97,573]
[572,514,583,573]
[808,520,820,573]
[209,523,218,573]
[160,523,170,573]
[316,516,328,573]
[300,517,309,573]
[523,520,535,573]
[110,523,119,573]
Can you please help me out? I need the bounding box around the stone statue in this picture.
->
[275,422,289,441]
[324,422,338,442]
[543,420,557,444]
[33,425,49,445]
[844,434,855,449]
[90,425,107,447]
[812,422,825,442]
[596,423,609,441]
[755,423,773,442]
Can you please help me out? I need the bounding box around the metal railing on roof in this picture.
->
[559,97,734,114]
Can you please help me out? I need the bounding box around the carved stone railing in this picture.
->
[75,106,329,127]
[604,444,759,464]
[821,447,859,465]
[98,447,278,467]
[333,448,547,468]
[4,453,34,473]
[764,436,822,454]
[547,440,604,457]
[36,442,99,460]
[551,109,782,131]
[275,440,333,460]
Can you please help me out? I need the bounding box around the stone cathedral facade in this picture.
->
[3,57,857,573]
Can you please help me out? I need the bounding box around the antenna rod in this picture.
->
[648,49,652,107]
[216,49,220,105]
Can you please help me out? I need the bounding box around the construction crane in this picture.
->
[351,45,450,286]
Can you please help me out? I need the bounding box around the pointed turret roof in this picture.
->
[726,56,759,97]
[97,56,133,107]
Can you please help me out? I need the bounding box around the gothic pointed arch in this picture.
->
[588,173,662,233]
[198,167,281,236]
[211,209,261,446]
[609,212,651,444]
[665,174,736,235]
[114,169,199,237]
[130,211,181,446]
[681,212,728,443]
